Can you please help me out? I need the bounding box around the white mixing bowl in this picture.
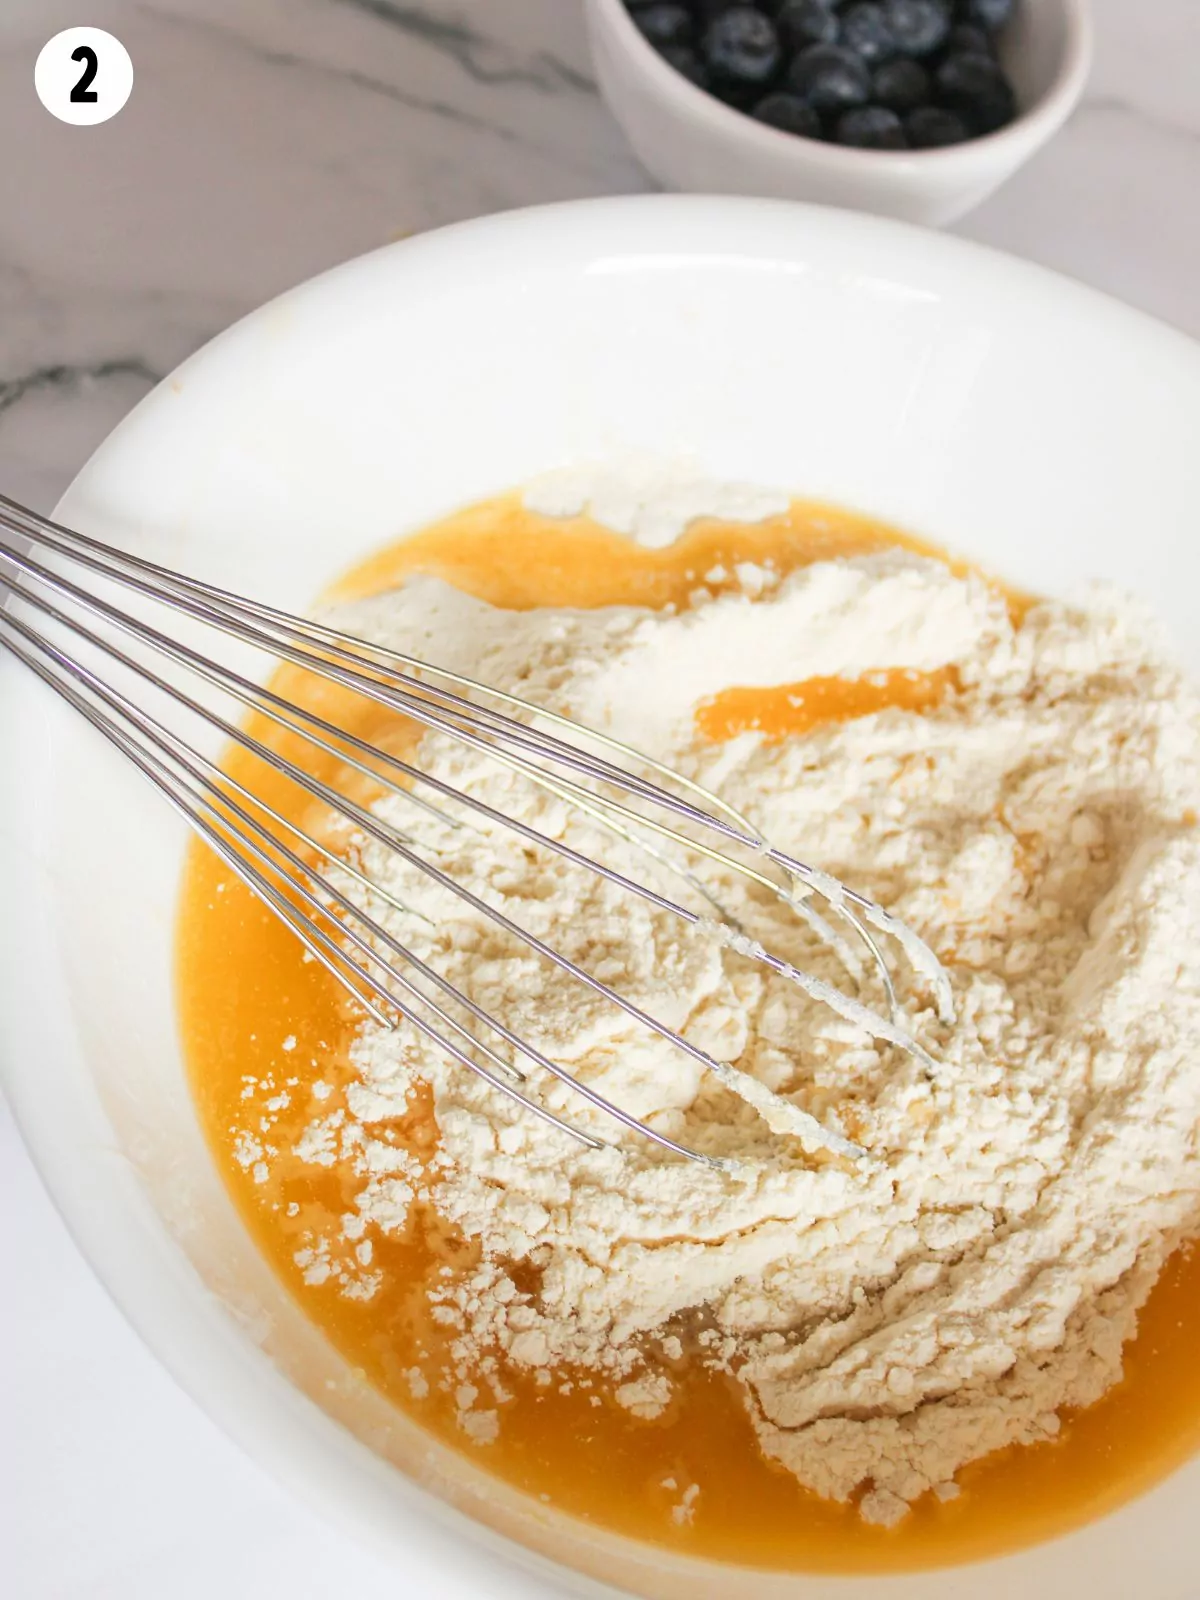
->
[2,196,1199,1600]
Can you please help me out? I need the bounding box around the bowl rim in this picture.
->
[588,0,1093,169]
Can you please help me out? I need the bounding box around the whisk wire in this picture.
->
[1,497,912,1021]
[0,494,952,1162]
[1,532,927,1063]
[4,585,736,1157]
[2,609,713,1159]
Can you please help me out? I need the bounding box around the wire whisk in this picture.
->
[0,493,953,1166]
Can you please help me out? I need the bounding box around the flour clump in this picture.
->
[294,537,1200,1521]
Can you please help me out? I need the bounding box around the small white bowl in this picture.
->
[586,0,1092,226]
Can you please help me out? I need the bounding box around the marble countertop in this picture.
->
[1,1,1197,1594]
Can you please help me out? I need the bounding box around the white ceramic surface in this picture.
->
[3,196,1200,1599]
[586,0,1093,225]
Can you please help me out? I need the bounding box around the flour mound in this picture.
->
[302,552,1200,1519]
[522,455,789,548]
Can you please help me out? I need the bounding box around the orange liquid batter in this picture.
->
[177,494,1200,1574]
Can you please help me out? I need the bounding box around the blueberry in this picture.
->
[752,90,824,135]
[905,103,969,145]
[935,51,1016,131]
[959,0,1014,28]
[703,6,782,88]
[775,0,840,52]
[872,56,929,111]
[660,43,712,87]
[789,43,871,112]
[946,23,994,55]
[883,0,951,56]
[629,3,693,49]
[835,104,908,147]
[841,3,897,65]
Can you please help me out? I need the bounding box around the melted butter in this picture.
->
[698,666,959,743]
[177,493,1200,1574]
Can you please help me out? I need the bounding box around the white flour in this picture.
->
[523,455,789,548]
[291,532,1200,1522]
